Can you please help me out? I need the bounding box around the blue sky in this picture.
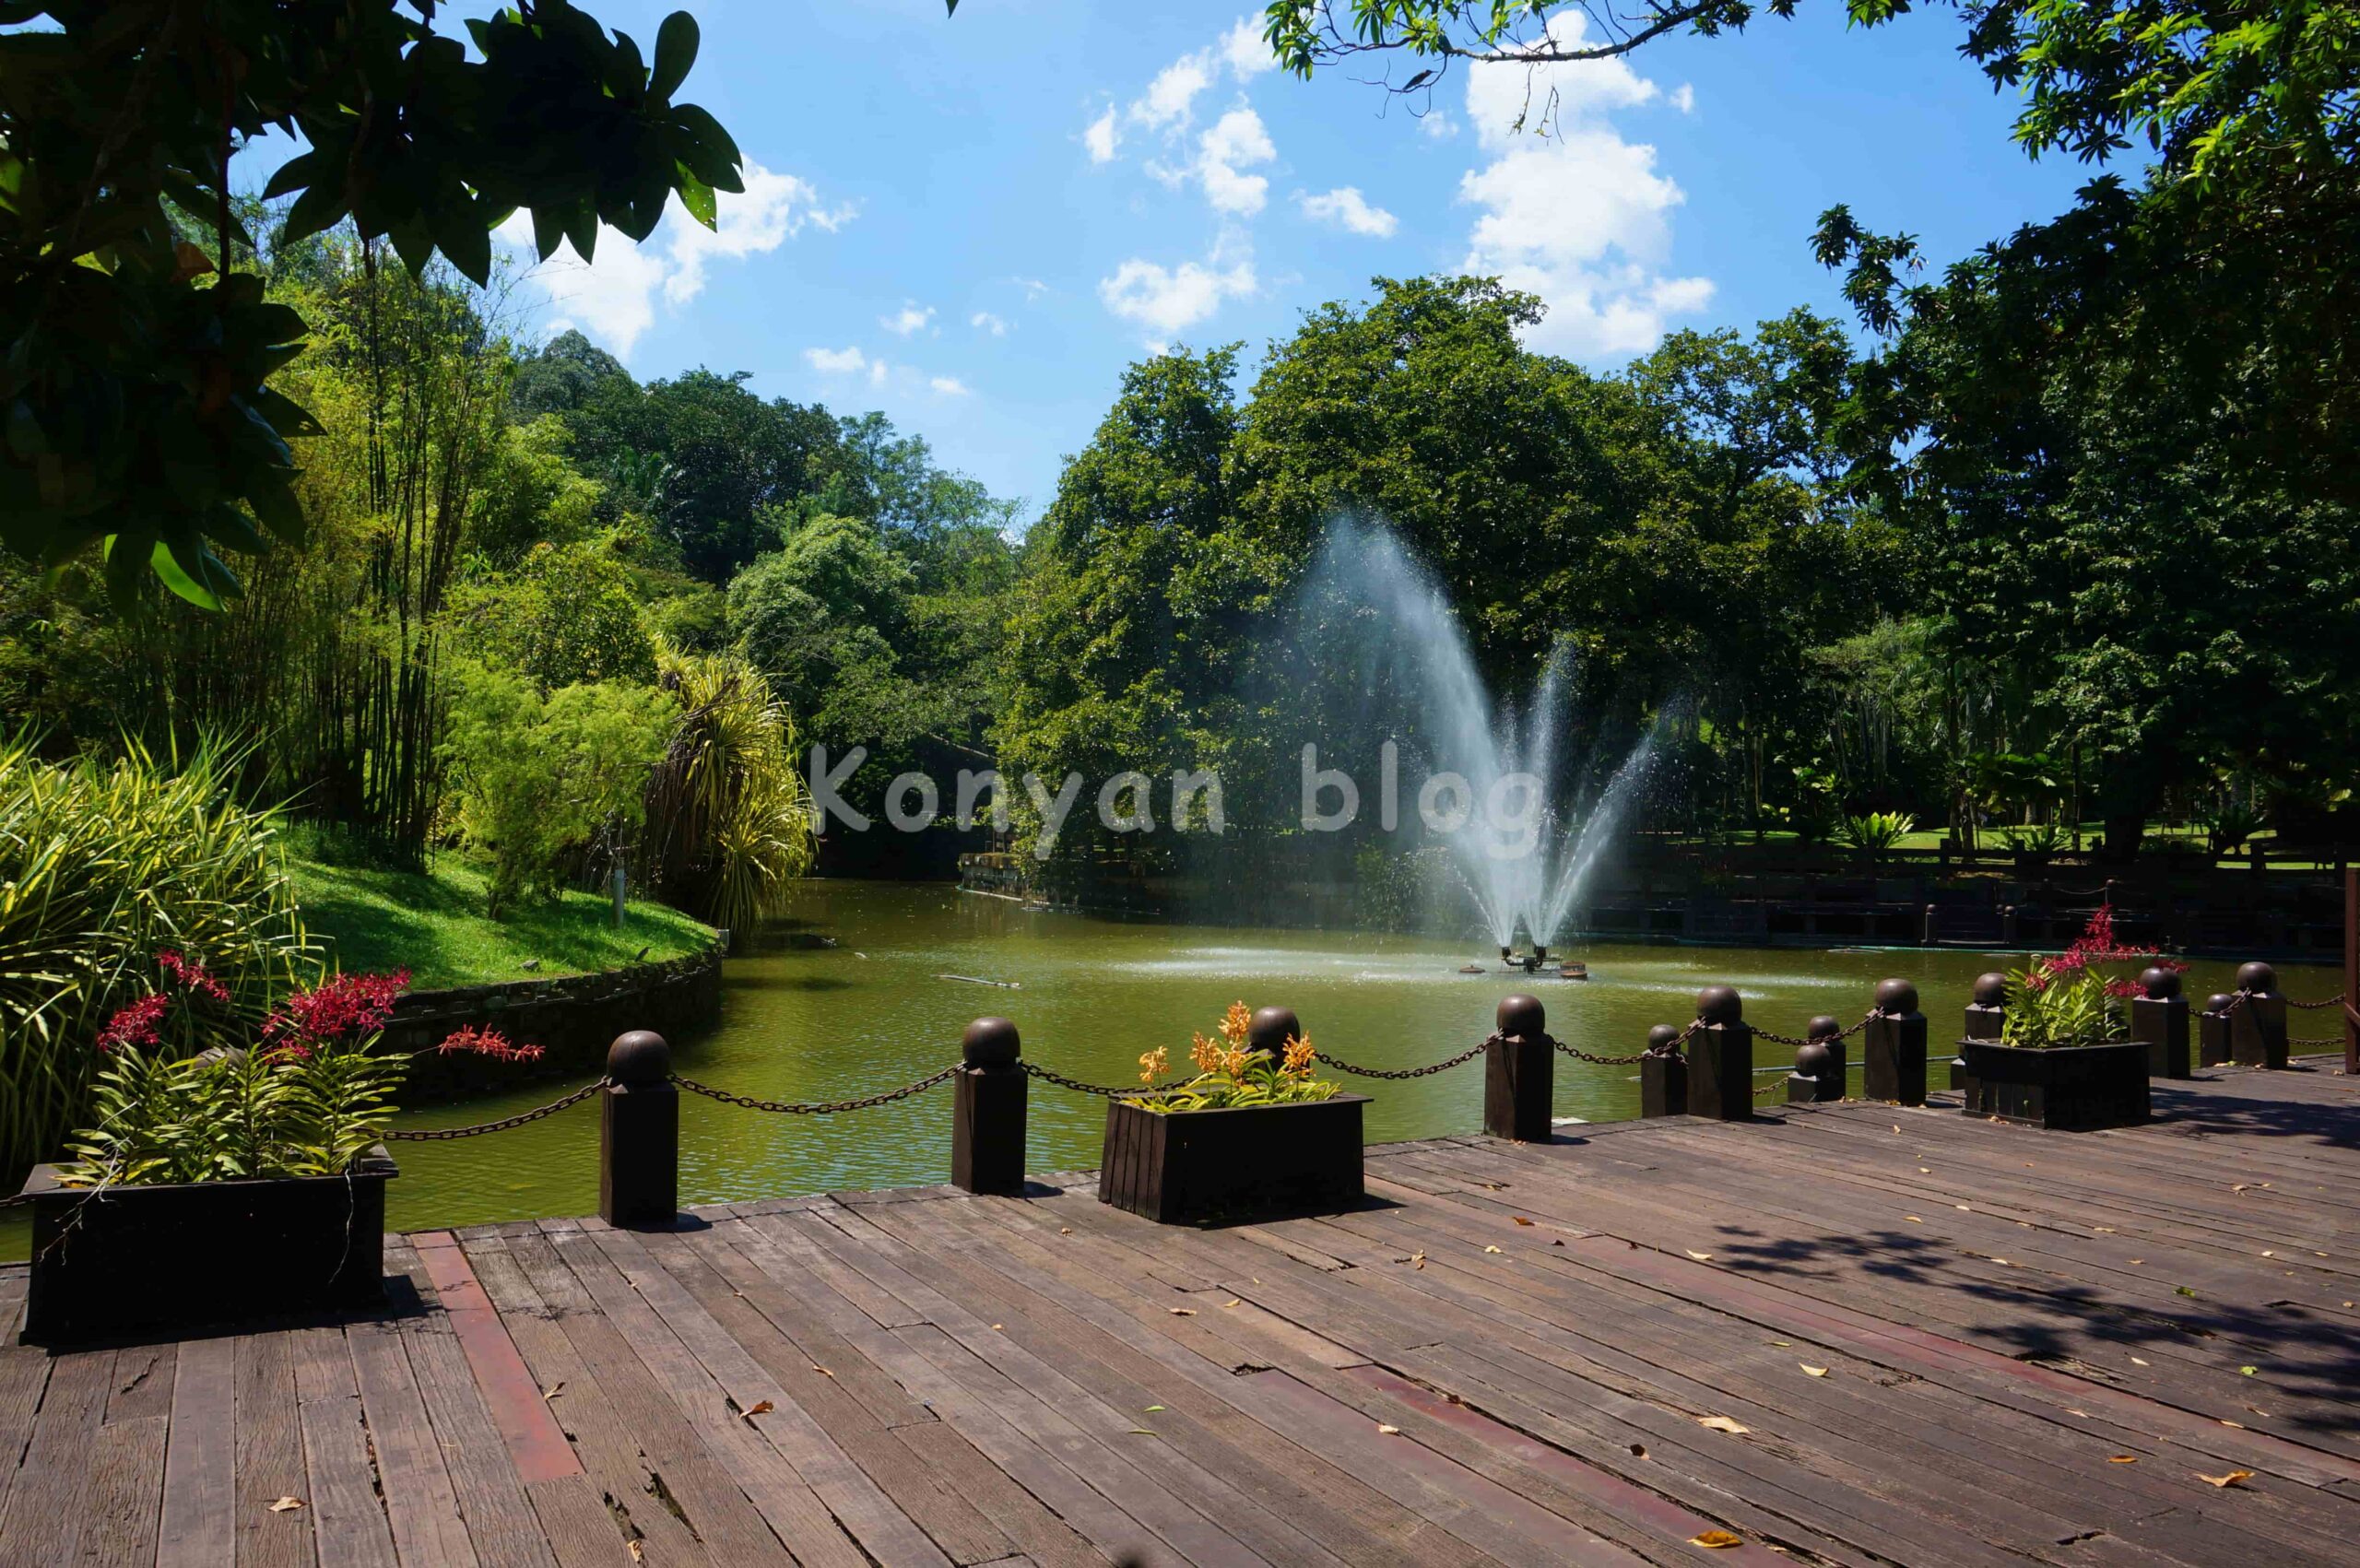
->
[447,2,2094,518]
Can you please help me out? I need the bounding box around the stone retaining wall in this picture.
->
[386,936,726,1101]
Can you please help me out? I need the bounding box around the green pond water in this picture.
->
[3,880,2326,1259]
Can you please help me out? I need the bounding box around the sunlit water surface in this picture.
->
[2,880,2318,1258]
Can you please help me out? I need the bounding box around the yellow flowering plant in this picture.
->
[1133,1001,1342,1114]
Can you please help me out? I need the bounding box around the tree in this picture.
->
[2,1,742,603]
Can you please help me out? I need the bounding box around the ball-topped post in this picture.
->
[2198,992,2236,1067]
[1955,971,2009,1110]
[1686,985,1753,1120]
[953,1017,1027,1196]
[1247,1006,1303,1061]
[1788,1015,1846,1105]
[1864,977,1928,1106]
[1640,1022,1689,1119]
[2228,962,2290,1068]
[600,1030,678,1229]
[1484,995,1553,1142]
[2131,965,2190,1079]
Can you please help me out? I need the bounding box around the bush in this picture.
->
[643,652,816,931]
[440,665,674,916]
[0,736,313,1174]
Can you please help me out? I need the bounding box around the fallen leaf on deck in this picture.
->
[992,1324,1004,1330]
[268,1497,305,1514]
[1127,1428,1157,1435]
[1410,1252,1426,1269]
[1169,1307,1196,1316]
[1956,1204,1972,1211]
[2107,1456,2138,1464]
[811,1365,833,1376]
[742,1400,773,1420]
[1768,1340,1791,1348]
[1484,1244,1504,1254]
[2094,1226,2115,1233]
[1060,1227,1072,1234]
[1377,1424,1400,1434]
[2240,1366,2258,1376]
[1905,1215,1923,1223]
[2200,1470,2255,1489]
[1692,1529,1744,1549]
[1144,1405,1164,1412]
[1514,1216,1535,1226]
[2221,1420,2246,1429]
[1685,1250,1715,1262]
[629,1543,644,1563]
[2177,1286,2198,1297]
[2130,1356,2149,1366]
[542,1382,564,1401]
[1918,1167,1931,1173]
[1697,1416,1751,1434]
[1800,1364,1828,1378]
[1893,1125,1902,1134]
[2260,1250,2274,1257]
[1223,1299,1242,1308]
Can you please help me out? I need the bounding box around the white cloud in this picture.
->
[1014,277,1050,301]
[805,346,869,373]
[1133,53,1213,131]
[868,359,890,387]
[929,375,972,396]
[971,311,1010,336]
[1297,185,1398,238]
[1670,83,1696,114]
[881,301,936,336]
[1219,16,1275,77]
[1418,109,1459,140]
[1456,13,1711,358]
[1098,244,1256,336]
[1084,105,1121,164]
[1196,107,1275,216]
[504,159,851,357]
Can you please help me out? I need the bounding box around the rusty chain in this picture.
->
[1316,1043,1486,1079]
[673,1066,958,1114]
[384,1079,607,1140]
[1020,1062,1189,1099]
[1753,1010,1879,1050]
[2286,992,2347,1010]
[1552,1036,1654,1067]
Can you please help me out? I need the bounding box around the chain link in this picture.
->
[1753,1011,1878,1050]
[384,1079,606,1140]
[1316,1043,1486,1079]
[674,1066,958,1114]
[2286,992,2347,1010]
[1553,1038,1653,1067]
[1019,1061,1188,1099]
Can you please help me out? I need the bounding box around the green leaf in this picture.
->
[651,13,699,101]
[281,179,348,244]
[149,538,222,610]
[436,199,494,287]
[671,103,742,174]
[678,170,716,230]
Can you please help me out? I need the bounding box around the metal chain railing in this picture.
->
[1020,1061,1187,1099]
[673,1065,958,1115]
[1752,1010,1878,1050]
[1554,1037,1654,1067]
[384,1079,607,1140]
[1316,1043,1486,1080]
[2286,991,2347,1010]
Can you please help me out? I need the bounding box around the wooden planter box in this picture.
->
[1957,1042,2149,1132]
[1100,1095,1366,1223]
[18,1147,395,1345]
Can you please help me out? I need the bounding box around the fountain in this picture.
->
[1303,520,1660,966]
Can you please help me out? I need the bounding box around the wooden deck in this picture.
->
[3,1062,2356,1567]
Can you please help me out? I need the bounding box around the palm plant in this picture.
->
[0,735,314,1175]
[1835,809,1917,853]
[642,651,817,931]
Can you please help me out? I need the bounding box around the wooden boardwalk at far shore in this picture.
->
[4,1062,2357,1567]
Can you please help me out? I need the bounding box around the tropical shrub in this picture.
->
[2000,819,2071,855]
[65,961,540,1187]
[1131,1002,1342,1114]
[643,651,816,930]
[2001,905,2176,1047]
[440,664,674,916]
[0,737,313,1176]
[1836,809,1917,852]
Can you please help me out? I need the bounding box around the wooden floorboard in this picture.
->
[5,1060,2357,1566]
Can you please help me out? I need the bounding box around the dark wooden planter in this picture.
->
[18,1147,395,1345]
[1957,1042,2149,1132]
[1099,1095,1366,1223]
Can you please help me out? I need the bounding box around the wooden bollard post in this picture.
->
[2229,962,2290,1068]
[600,1031,678,1229]
[1484,994,1554,1141]
[1863,979,1928,1105]
[2130,966,2190,1079]
[952,1017,1027,1196]
[1640,1024,1687,1118]
[1787,1015,1846,1104]
[1957,972,2005,1114]
[1687,986,1753,1121]
[2199,994,2234,1067]
[1922,903,1940,946]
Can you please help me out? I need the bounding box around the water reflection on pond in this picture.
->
[2,880,2326,1255]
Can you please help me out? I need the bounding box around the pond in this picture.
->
[3,880,2331,1259]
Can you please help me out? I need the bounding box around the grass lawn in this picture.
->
[289,854,714,990]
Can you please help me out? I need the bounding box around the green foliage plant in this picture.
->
[65,961,541,1187]
[1,1,745,602]
[0,734,313,1174]
[440,663,673,916]
[2000,906,2170,1048]
[642,651,816,931]
[1131,1001,1343,1114]
[1835,808,1916,852]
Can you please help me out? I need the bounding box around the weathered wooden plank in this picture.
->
[234,1333,316,1568]
[347,1310,481,1568]
[0,1349,108,1567]
[156,1334,237,1568]
[289,1326,398,1568]
[77,1411,169,1568]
